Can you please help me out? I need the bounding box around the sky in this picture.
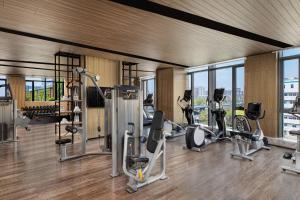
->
[283,48,300,79]
[0,80,5,96]
[193,65,244,91]
[284,59,298,79]
[147,79,155,93]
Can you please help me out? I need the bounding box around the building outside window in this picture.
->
[193,71,209,125]
[280,48,300,141]
[187,59,245,127]
[142,78,155,103]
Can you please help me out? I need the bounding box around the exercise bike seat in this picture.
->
[128,155,149,163]
[289,130,300,136]
[230,130,258,141]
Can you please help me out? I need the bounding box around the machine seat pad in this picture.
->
[55,138,72,145]
[230,130,258,141]
[289,130,300,136]
[129,156,149,163]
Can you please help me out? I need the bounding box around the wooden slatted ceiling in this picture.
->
[0,0,279,67]
[0,32,158,76]
[153,0,300,45]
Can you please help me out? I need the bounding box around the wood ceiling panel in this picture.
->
[0,32,158,76]
[153,0,300,45]
[0,0,281,67]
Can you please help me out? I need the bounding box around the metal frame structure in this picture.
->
[110,85,143,177]
[54,52,82,143]
[57,66,111,161]
[122,62,138,86]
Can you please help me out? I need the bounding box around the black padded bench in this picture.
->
[55,138,72,161]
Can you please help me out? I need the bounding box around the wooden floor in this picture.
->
[0,124,299,200]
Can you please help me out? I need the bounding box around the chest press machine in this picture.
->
[123,110,168,193]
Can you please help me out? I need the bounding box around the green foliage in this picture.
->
[48,97,55,101]
[25,92,32,101]
[194,97,207,105]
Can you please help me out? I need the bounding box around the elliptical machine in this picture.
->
[230,102,271,161]
[184,88,230,151]
[177,90,194,125]
[143,92,186,138]
[161,90,193,138]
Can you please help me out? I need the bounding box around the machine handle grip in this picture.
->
[177,96,185,112]
[127,122,135,135]
[259,110,266,119]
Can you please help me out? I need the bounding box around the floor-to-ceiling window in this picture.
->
[142,78,155,102]
[186,74,191,90]
[187,59,245,128]
[215,67,233,126]
[193,71,209,124]
[280,49,300,140]
[235,67,245,115]
[0,75,7,97]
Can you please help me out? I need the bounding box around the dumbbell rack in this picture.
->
[54,52,84,144]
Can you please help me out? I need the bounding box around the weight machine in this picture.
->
[0,84,30,143]
[56,67,111,161]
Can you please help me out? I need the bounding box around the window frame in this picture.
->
[187,63,244,127]
[142,78,156,104]
[0,78,7,97]
[279,52,300,138]
[25,78,64,101]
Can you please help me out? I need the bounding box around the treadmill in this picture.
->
[143,94,155,126]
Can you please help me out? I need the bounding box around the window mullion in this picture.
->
[232,66,237,124]
[44,78,46,101]
[32,81,34,101]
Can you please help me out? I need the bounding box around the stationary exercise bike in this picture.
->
[184,88,230,152]
[282,96,300,174]
[230,102,271,161]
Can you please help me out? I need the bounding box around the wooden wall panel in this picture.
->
[85,56,119,138]
[156,67,185,122]
[245,52,278,138]
[7,75,25,108]
[156,68,174,121]
[173,68,186,123]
